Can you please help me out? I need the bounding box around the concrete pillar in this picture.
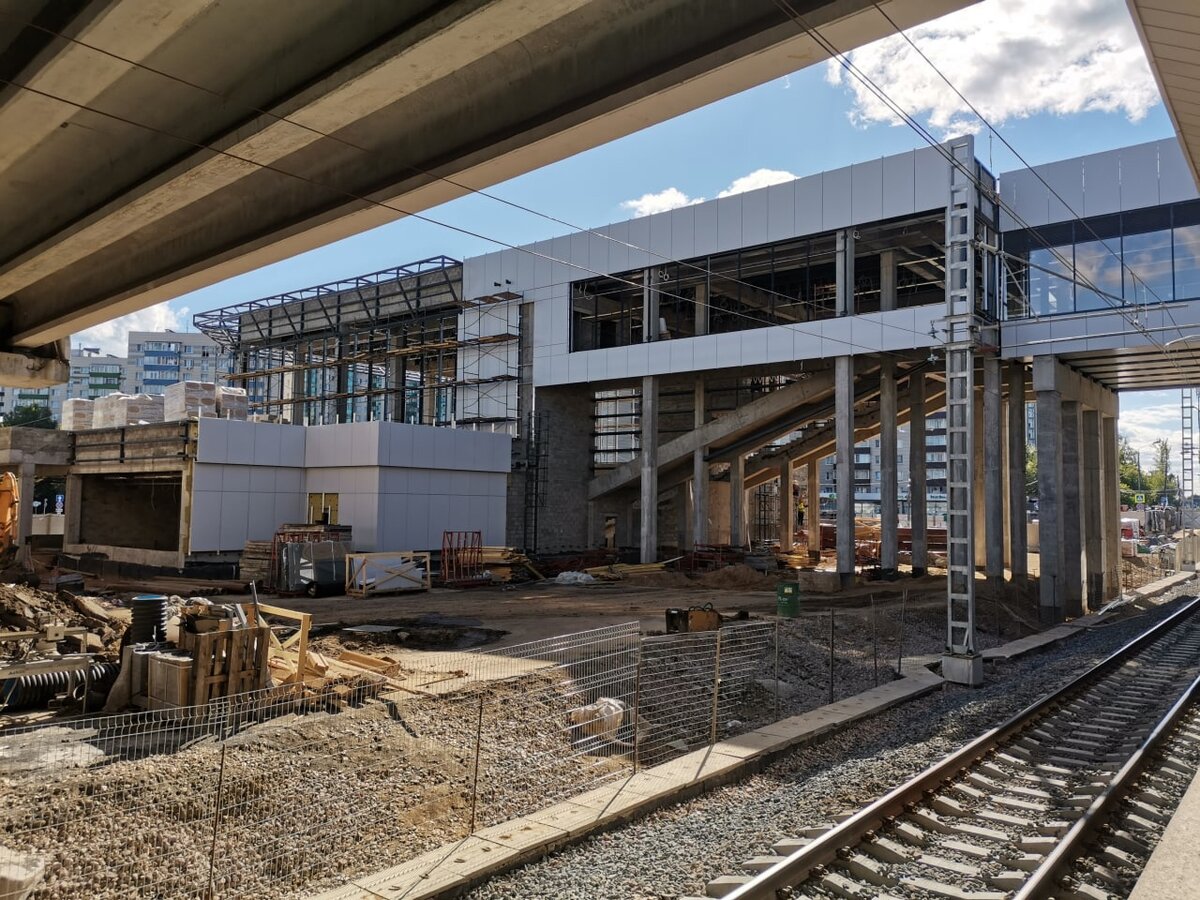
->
[730,454,746,549]
[1082,409,1103,610]
[1061,400,1084,619]
[1006,362,1028,579]
[880,249,897,312]
[909,372,928,576]
[643,269,660,341]
[879,359,898,576]
[778,459,794,552]
[806,458,821,558]
[15,462,34,548]
[691,379,708,548]
[694,283,709,336]
[836,355,855,584]
[1101,413,1121,599]
[836,230,855,317]
[983,357,1004,586]
[639,375,659,563]
[973,386,986,564]
[1037,388,1063,622]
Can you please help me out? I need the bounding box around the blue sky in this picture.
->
[76,0,1192,464]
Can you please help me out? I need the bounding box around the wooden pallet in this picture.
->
[345,551,432,596]
[183,625,271,706]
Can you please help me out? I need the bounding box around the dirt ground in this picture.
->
[267,570,1042,651]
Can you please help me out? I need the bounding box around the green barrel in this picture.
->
[776,581,801,618]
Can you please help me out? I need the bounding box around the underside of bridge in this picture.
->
[0,0,971,373]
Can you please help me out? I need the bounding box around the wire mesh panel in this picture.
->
[0,620,780,899]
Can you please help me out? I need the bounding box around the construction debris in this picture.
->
[480,546,544,582]
[0,584,124,660]
[584,556,682,581]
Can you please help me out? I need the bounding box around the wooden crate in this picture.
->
[185,625,271,705]
[146,652,193,710]
[345,551,432,596]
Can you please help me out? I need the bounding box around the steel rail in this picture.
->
[1015,667,1200,899]
[721,594,1200,900]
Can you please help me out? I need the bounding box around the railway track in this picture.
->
[694,596,1200,900]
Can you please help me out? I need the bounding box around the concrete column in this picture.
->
[879,359,898,576]
[778,459,794,552]
[694,283,709,336]
[836,355,855,584]
[643,269,660,341]
[1037,389,1063,621]
[1082,409,1103,610]
[909,372,928,576]
[1101,413,1121,599]
[730,454,746,549]
[639,375,659,563]
[691,378,708,548]
[836,230,855,317]
[806,457,821,558]
[973,386,986,564]
[1006,362,1028,579]
[880,249,897,312]
[983,357,1004,585]
[1061,400,1084,619]
[15,462,33,548]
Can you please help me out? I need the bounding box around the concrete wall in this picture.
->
[463,143,955,388]
[189,419,510,554]
[79,474,181,552]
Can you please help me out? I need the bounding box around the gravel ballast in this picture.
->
[465,591,1197,900]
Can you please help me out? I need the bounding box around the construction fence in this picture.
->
[0,620,776,900]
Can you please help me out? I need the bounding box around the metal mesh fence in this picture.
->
[0,620,774,899]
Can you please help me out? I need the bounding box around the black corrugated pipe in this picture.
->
[0,663,118,711]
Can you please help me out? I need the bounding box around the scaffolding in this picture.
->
[193,257,520,428]
[1183,388,1196,525]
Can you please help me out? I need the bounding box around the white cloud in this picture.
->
[620,168,797,217]
[1119,395,1186,474]
[620,187,702,217]
[72,301,189,357]
[717,168,796,198]
[826,0,1160,136]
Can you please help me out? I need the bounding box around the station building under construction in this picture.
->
[187,136,1200,669]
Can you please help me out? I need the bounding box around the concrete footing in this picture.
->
[941,653,984,686]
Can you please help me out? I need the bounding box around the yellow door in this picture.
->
[307,492,339,525]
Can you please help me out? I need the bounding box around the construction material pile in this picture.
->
[163,381,217,421]
[216,385,248,419]
[93,392,165,428]
[0,584,124,660]
[59,398,94,431]
[480,546,544,582]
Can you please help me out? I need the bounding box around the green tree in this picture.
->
[1024,443,1037,494]
[2,404,55,429]
[1118,433,1146,506]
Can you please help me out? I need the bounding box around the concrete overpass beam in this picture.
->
[730,453,746,550]
[778,458,794,552]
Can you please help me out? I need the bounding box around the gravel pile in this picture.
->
[464,590,1196,900]
[0,668,621,899]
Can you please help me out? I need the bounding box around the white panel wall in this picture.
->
[189,420,511,554]
[999,138,1200,230]
[462,142,956,389]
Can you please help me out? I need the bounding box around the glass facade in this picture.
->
[1004,199,1200,318]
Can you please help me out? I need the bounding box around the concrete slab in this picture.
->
[1128,571,1196,601]
[981,625,1082,660]
[1130,765,1200,900]
[317,836,520,900]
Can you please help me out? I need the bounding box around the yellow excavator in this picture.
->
[0,471,19,553]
